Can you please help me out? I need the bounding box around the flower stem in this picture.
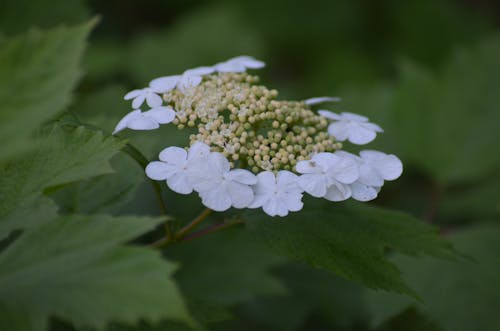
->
[181,219,245,242]
[175,208,213,240]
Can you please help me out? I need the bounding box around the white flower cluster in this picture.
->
[113,56,264,134]
[114,56,403,217]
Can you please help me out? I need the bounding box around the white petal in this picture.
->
[215,61,246,73]
[226,181,254,208]
[145,161,176,180]
[312,152,338,170]
[228,56,265,69]
[263,197,289,217]
[324,182,351,201]
[208,153,230,174]
[127,115,159,131]
[318,110,341,120]
[253,171,277,194]
[112,109,141,135]
[361,122,384,133]
[143,106,175,124]
[200,186,232,211]
[358,163,384,187]
[340,112,369,122]
[304,96,341,105]
[327,121,350,141]
[132,95,146,109]
[360,151,403,181]
[167,173,193,194]
[188,142,211,160]
[277,171,301,193]
[295,159,322,174]
[149,75,180,93]
[282,193,303,212]
[248,193,269,208]
[226,169,257,185]
[350,182,378,201]
[183,66,215,76]
[347,124,377,145]
[124,89,143,100]
[146,92,163,108]
[177,75,202,90]
[328,156,359,184]
[298,173,327,197]
[159,146,187,164]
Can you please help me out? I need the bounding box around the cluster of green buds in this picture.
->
[164,72,341,173]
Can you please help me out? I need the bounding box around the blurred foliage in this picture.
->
[0,0,499,330]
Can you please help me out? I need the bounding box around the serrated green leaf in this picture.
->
[167,226,287,305]
[244,199,454,297]
[0,125,125,238]
[0,21,94,161]
[0,214,189,330]
[49,153,143,215]
[365,225,500,331]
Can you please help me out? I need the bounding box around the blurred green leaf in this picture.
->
[438,174,500,223]
[0,215,189,331]
[0,21,94,161]
[390,37,500,182]
[0,0,89,35]
[0,125,125,238]
[167,227,287,305]
[366,225,500,331]
[244,199,454,297]
[235,294,310,331]
[276,263,367,330]
[127,4,264,84]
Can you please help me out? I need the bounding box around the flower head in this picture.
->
[319,111,383,145]
[145,142,210,194]
[112,106,176,134]
[117,56,403,217]
[193,153,257,211]
[335,150,402,201]
[296,152,358,201]
[124,87,163,109]
[249,171,304,217]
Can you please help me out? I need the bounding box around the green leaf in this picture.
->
[0,21,94,161]
[49,153,143,215]
[0,125,125,238]
[244,199,454,297]
[392,37,500,182]
[127,4,264,84]
[0,215,190,330]
[167,226,287,305]
[0,0,89,35]
[365,225,500,331]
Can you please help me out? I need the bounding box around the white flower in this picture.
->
[149,66,215,93]
[145,142,210,194]
[296,152,358,201]
[304,96,341,105]
[249,171,304,217]
[193,152,257,211]
[318,110,383,145]
[215,56,265,73]
[124,87,164,109]
[112,106,176,135]
[335,150,402,201]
